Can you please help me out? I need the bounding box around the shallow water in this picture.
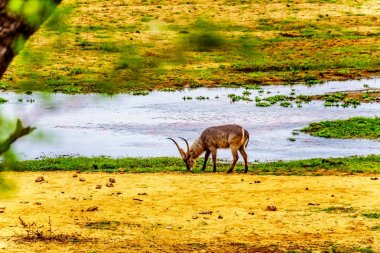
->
[1,78,380,161]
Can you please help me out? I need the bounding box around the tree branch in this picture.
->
[0,119,35,155]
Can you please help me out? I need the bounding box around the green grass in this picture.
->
[362,213,380,219]
[322,206,356,214]
[301,117,380,140]
[2,155,380,175]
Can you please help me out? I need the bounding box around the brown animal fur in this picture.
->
[168,124,249,173]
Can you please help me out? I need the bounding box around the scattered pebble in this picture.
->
[267,205,277,211]
[73,174,78,178]
[192,214,198,219]
[241,178,244,182]
[0,210,4,214]
[199,210,213,215]
[76,170,81,174]
[95,184,102,189]
[331,195,335,197]
[133,198,143,202]
[86,206,98,212]
[35,202,42,205]
[109,178,116,183]
[79,178,86,182]
[35,176,44,183]
[248,212,255,215]
[370,177,378,180]
[138,193,147,195]
[308,203,320,206]
[165,226,172,230]
[218,214,223,219]
[305,187,309,190]
[254,180,261,184]
[106,182,114,187]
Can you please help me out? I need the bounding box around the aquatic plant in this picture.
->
[132,90,149,96]
[301,117,380,140]
[342,98,360,108]
[280,101,292,107]
[228,94,252,102]
[264,95,287,104]
[0,98,8,104]
[255,101,270,107]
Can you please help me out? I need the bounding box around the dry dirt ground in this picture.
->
[1,171,379,252]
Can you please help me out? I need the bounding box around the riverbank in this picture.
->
[0,0,379,93]
[2,155,380,175]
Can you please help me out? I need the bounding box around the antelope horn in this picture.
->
[167,138,186,159]
[179,137,190,154]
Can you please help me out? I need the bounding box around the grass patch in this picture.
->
[322,206,356,214]
[84,221,121,230]
[301,117,380,140]
[362,213,380,219]
[2,155,380,175]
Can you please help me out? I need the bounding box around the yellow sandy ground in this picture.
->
[0,171,379,252]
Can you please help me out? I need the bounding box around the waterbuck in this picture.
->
[168,124,249,173]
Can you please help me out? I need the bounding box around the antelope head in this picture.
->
[168,137,196,171]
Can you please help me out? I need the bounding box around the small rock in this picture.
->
[106,182,114,187]
[0,210,4,214]
[95,184,102,189]
[370,177,378,180]
[35,202,42,205]
[35,176,44,183]
[76,170,81,174]
[192,214,198,219]
[331,195,335,197]
[138,193,147,195]
[218,214,223,219]
[241,178,244,182]
[199,210,213,215]
[305,187,309,190]
[248,212,255,215]
[267,205,277,211]
[308,203,320,206]
[165,226,172,230]
[254,180,261,184]
[133,198,143,202]
[86,206,98,212]
[109,178,116,183]
[79,178,86,182]
[73,174,78,178]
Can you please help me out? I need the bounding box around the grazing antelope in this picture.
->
[168,124,249,173]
